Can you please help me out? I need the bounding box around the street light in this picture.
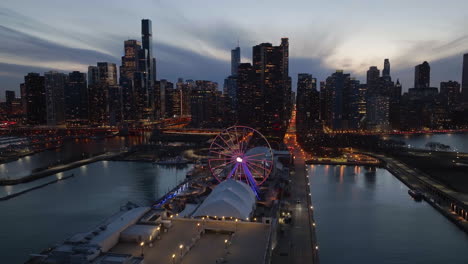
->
[140,241,145,256]
[179,244,184,256]
[172,254,176,264]
[224,239,228,249]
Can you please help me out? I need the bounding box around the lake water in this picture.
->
[0,161,191,263]
[308,165,468,264]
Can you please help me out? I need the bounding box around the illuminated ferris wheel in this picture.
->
[208,126,273,190]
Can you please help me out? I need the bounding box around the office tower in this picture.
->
[87,66,99,87]
[24,73,46,125]
[252,39,291,137]
[231,46,241,76]
[383,59,391,79]
[108,85,122,125]
[97,62,117,85]
[157,79,174,118]
[324,70,361,130]
[120,40,142,80]
[120,40,142,122]
[141,19,156,116]
[172,88,182,117]
[296,74,320,133]
[440,81,461,111]
[44,71,67,126]
[88,62,117,125]
[5,90,15,114]
[414,61,430,88]
[389,79,402,130]
[65,71,88,124]
[224,45,242,119]
[236,63,256,126]
[320,81,332,127]
[367,95,390,131]
[462,54,468,102]
[190,81,218,127]
[366,66,380,95]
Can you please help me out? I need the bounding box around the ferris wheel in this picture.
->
[208,126,274,191]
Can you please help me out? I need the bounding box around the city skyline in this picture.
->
[2,1,468,97]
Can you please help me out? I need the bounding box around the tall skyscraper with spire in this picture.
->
[231,46,240,76]
[141,19,157,118]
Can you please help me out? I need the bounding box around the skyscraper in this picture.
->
[120,40,142,80]
[440,81,461,111]
[325,70,361,130]
[141,19,156,117]
[231,46,240,76]
[24,73,46,125]
[414,61,430,88]
[237,63,256,126]
[296,74,320,133]
[88,63,118,125]
[5,90,15,114]
[366,66,380,95]
[383,59,391,79]
[120,40,142,122]
[65,71,88,124]
[462,54,468,102]
[252,39,291,137]
[97,62,117,85]
[44,71,67,126]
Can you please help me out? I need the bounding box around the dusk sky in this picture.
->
[1,0,468,98]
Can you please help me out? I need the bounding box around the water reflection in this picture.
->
[0,161,191,263]
[308,165,468,264]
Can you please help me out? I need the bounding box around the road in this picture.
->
[273,108,318,264]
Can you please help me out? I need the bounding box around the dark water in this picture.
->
[0,135,149,179]
[388,133,468,153]
[308,165,468,264]
[0,161,191,263]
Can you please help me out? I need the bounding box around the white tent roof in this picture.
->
[192,179,256,219]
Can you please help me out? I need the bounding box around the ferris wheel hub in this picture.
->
[236,157,243,163]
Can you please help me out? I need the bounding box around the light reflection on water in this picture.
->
[0,161,192,263]
[308,165,468,264]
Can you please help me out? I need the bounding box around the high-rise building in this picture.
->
[120,40,142,80]
[97,62,117,86]
[5,90,15,114]
[108,85,122,125]
[440,81,461,111]
[296,74,320,133]
[366,66,380,95]
[237,63,257,126]
[87,66,99,86]
[383,59,391,79]
[190,81,218,128]
[65,71,88,124]
[120,40,143,122]
[88,63,117,125]
[44,71,67,126]
[231,46,241,76]
[141,19,156,116]
[252,39,291,137]
[462,54,468,102]
[24,73,46,125]
[324,71,360,130]
[414,61,430,88]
